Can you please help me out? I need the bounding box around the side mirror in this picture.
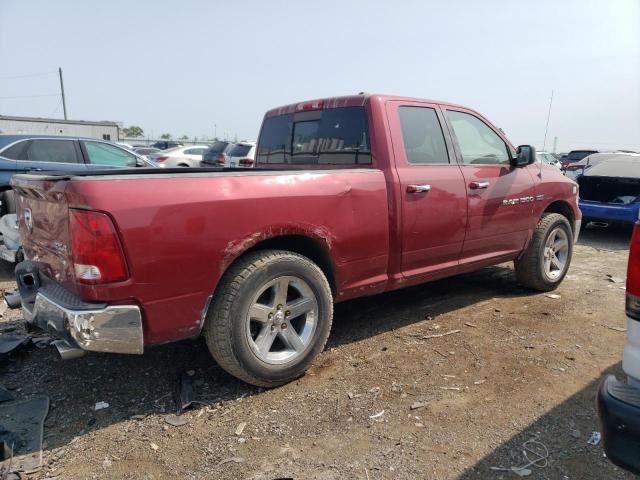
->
[512,145,536,167]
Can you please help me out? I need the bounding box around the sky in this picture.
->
[0,0,638,152]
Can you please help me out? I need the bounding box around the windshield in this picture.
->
[257,106,371,165]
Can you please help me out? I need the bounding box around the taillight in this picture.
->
[296,100,324,111]
[626,223,640,319]
[69,210,128,284]
[238,158,254,166]
[155,156,169,162]
[566,165,582,172]
[216,153,225,165]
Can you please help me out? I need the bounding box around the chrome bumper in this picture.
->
[23,291,143,355]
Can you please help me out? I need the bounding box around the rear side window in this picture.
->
[1,141,27,160]
[398,107,449,164]
[257,106,371,165]
[24,139,79,163]
[446,111,509,165]
[184,148,206,155]
[84,141,137,167]
[228,144,252,157]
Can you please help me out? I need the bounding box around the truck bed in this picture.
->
[12,167,390,345]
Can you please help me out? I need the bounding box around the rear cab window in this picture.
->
[257,106,371,166]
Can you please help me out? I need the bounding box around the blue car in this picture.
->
[0,135,152,214]
[577,156,640,225]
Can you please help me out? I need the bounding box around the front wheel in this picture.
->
[515,213,573,291]
[203,250,333,387]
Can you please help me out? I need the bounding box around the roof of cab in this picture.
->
[264,93,467,118]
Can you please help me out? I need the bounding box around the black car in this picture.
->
[559,149,599,169]
[201,141,233,166]
[149,141,184,150]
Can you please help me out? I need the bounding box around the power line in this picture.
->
[0,93,60,99]
[0,70,57,80]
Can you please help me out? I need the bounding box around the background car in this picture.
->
[536,151,562,169]
[201,141,233,167]
[224,141,256,168]
[560,149,599,169]
[133,146,162,158]
[148,145,209,167]
[150,140,184,150]
[0,134,152,214]
[566,152,640,180]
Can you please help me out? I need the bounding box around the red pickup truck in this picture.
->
[8,94,581,387]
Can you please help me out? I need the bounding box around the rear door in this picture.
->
[442,107,535,263]
[18,138,86,173]
[387,101,467,278]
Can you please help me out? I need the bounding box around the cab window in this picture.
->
[398,107,449,164]
[446,110,509,165]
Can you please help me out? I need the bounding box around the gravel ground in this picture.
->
[0,223,636,479]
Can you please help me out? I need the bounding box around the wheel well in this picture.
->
[543,201,574,231]
[244,235,337,294]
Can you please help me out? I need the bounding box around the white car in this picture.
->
[225,141,256,168]
[149,145,209,167]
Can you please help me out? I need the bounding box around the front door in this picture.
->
[442,107,536,263]
[387,101,468,278]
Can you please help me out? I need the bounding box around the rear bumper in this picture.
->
[12,261,143,355]
[597,375,640,475]
[579,200,640,224]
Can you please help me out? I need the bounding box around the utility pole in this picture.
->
[58,67,68,120]
[542,89,554,151]
[552,136,558,154]
[214,124,217,140]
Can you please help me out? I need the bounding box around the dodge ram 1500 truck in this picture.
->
[7,94,581,387]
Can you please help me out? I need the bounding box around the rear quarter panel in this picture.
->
[65,169,389,344]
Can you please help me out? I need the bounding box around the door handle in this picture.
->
[469,181,490,189]
[407,184,431,193]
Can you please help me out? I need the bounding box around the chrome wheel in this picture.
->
[543,227,569,280]
[245,275,318,365]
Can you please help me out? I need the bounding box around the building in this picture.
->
[0,115,120,141]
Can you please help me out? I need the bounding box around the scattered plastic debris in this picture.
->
[490,438,548,476]
[164,414,189,427]
[235,422,247,436]
[545,294,561,299]
[410,401,427,410]
[94,401,109,411]
[369,410,385,419]
[587,431,601,445]
[218,456,245,465]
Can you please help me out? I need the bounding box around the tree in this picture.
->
[122,125,144,137]
[160,133,172,140]
[179,135,189,140]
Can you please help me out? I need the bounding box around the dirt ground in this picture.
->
[0,224,636,480]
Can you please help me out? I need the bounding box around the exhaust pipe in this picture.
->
[52,339,86,360]
[589,221,610,228]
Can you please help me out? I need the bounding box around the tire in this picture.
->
[203,250,333,387]
[515,213,573,291]
[1,190,16,215]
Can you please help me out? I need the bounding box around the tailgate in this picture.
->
[12,175,76,292]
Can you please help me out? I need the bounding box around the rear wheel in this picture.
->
[515,213,573,291]
[203,250,333,387]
